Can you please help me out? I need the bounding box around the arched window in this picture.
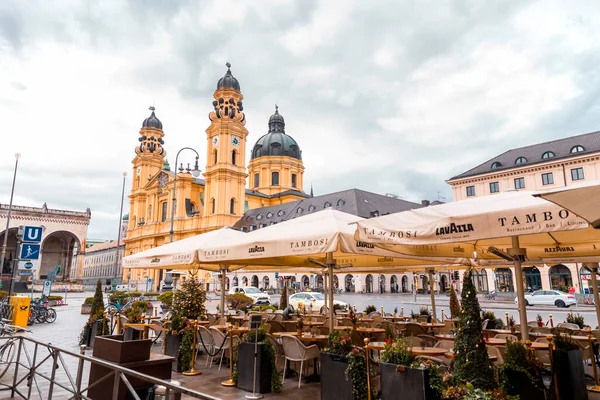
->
[161,202,168,222]
[515,157,527,165]
[490,161,502,169]
[495,268,514,292]
[231,150,236,165]
[213,149,218,165]
[211,198,216,214]
[542,151,555,159]
[254,173,259,188]
[523,266,542,291]
[549,265,573,291]
[230,198,235,215]
[324,202,332,208]
[291,173,297,188]
[571,145,585,154]
[337,199,345,207]
[271,171,279,186]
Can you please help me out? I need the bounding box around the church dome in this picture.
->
[142,107,162,130]
[251,106,302,160]
[216,62,240,91]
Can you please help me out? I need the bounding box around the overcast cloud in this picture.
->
[1,0,600,239]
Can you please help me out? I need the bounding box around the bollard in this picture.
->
[441,309,445,322]
[587,328,600,392]
[364,338,371,400]
[549,314,554,328]
[400,307,404,317]
[505,312,509,328]
[221,327,236,387]
[182,321,201,376]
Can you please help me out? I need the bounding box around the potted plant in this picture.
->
[536,314,544,327]
[123,300,152,340]
[81,297,94,314]
[384,325,395,345]
[481,311,505,330]
[420,307,432,323]
[566,312,586,329]
[320,330,371,400]
[226,292,254,312]
[348,308,358,329]
[235,324,281,394]
[449,286,461,319]
[157,291,173,312]
[79,280,108,347]
[165,278,207,372]
[380,338,442,400]
[551,331,588,399]
[498,340,545,399]
[364,304,376,315]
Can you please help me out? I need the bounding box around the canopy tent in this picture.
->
[537,181,600,324]
[354,189,600,340]
[196,209,465,328]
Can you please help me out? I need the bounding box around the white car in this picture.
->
[288,292,347,313]
[228,286,271,305]
[515,290,577,308]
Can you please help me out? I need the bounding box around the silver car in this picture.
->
[515,290,577,308]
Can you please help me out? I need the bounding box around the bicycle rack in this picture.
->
[0,336,221,400]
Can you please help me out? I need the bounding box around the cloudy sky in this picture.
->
[1,0,599,239]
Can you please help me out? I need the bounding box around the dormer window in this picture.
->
[541,151,555,159]
[297,208,303,213]
[515,157,527,165]
[324,202,332,208]
[308,205,315,212]
[490,161,502,169]
[277,210,285,217]
[266,212,273,218]
[337,199,345,207]
[570,145,585,153]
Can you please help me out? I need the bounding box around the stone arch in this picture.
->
[344,274,354,292]
[242,276,248,286]
[365,274,373,293]
[379,274,386,293]
[40,230,81,281]
[390,275,398,293]
[301,275,309,289]
[315,275,323,289]
[232,276,239,286]
[401,275,408,292]
[251,275,259,288]
[0,227,19,275]
[262,275,270,289]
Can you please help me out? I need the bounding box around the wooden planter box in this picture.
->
[380,362,440,400]
[165,333,183,372]
[93,335,151,364]
[81,304,92,314]
[553,349,588,400]
[320,353,353,400]
[503,369,544,400]
[237,342,272,394]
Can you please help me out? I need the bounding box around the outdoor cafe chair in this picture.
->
[403,336,423,347]
[280,334,320,388]
[213,317,226,326]
[437,321,454,334]
[209,327,238,372]
[494,334,518,342]
[557,322,580,330]
[197,326,216,368]
[417,316,429,323]
[417,334,438,348]
[147,321,165,346]
[402,323,428,337]
[481,319,489,330]
[267,321,286,333]
[433,341,454,366]
[283,321,297,332]
[271,313,284,322]
[266,333,286,371]
[527,321,539,327]
[486,345,504,367]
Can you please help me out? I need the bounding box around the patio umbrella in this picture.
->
[197,209,464,329]
[536,181,600,324]
[122,227,250,317]
[354,189,600,340]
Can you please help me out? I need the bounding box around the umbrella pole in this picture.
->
[428,270,437,322]
[323,272,328,313]
[587,263,600,327]
[327,252,335,331]
[511,236,529,341]
[220,265,227,318]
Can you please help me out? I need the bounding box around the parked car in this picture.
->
[515,290,577,308]
[288,291,347,313]
[114,285,129,292]
[228,286,271,305]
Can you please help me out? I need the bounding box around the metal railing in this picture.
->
[1,336,221,400]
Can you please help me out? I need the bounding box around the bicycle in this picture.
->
[106,295,144,315]
[0,319,30,380]
[29,298,57,324]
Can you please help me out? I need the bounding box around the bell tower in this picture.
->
[202,63,248,229]
[128,106,166,233]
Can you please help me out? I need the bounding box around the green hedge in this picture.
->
[84,297,95,306]
[145,292,160,296]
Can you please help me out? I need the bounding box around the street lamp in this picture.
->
[163,148,200,291]
[112,172,127,289]
[1,153,21,279]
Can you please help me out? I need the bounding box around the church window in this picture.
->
[232,150,236,165]
[254,173,259,188]
[213,150,218,165]
[291,174,297,188]
[272,172,280,186]
[230,198,235,215]
[161,202,167,222]
[211,198,216,214]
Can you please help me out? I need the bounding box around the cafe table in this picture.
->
[529,332,590,341]
[271,332,328,342]
[485,329,513,335]
[334,327,385,335]
[383,316,410,321]
[435,334,457,341]
[212,325,250,334]
[483,338,507,346]
[530,342,549,350]
[301,321,325,327]
[444,351,497,362]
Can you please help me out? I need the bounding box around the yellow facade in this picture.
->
[124,65,307,287]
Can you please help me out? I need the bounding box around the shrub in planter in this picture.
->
[81,297,94,314]
[552,331,588,399]
[226,292,254,311]
[566,312,586,329]
[481,310,505,330]
[234,324,281,393]
[128,291,143,298]
[498,340,545,399]
[363,304,376,314]
[79,280,108,346]
[157,291,173,311]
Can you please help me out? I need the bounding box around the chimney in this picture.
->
[421,200,430,206]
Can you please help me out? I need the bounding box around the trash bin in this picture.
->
[153,380,181,400]
[10,296,31,328]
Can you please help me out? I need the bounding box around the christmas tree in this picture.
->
[449,286,461,318]
[453,269,496,389]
